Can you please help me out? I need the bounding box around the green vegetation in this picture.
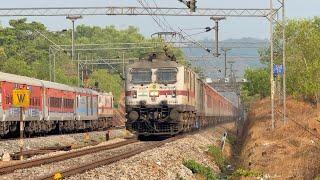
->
[0,18,186,103]
[175,173,185,180]
[183,160,217,180]
[243,17,320,105]
[207,145,226,172]
[226,134,237,147]
[241,68,270,100]
[231,168,263,178]
[88,69,122,104]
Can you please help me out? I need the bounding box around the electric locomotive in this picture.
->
[125,52,238,137]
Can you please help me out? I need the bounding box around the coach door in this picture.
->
[90,96,93,116]
[86,96,89,116]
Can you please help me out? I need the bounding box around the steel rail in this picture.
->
[35,136,182,180]
[0,138,138,175]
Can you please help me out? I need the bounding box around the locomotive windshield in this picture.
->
[156,68,177,84]
[131,69,152,84]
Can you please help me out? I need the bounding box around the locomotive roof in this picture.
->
[128,53,182,69]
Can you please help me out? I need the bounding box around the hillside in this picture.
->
[183,38,267,79]
[239,98,320,179]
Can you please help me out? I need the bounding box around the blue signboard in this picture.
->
[273,64,284,76]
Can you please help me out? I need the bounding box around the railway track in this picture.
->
[0,138,138,175]
[35,135,183,180]
[0,127,222,179]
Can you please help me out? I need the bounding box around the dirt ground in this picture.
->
[238,98,320,179]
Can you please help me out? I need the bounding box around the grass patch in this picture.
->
[231,168,263,178]
[175,173,185,180]
[226,134,237,146]
[207,145,226,171]
[183,160,216,180]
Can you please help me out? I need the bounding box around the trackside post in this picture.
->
[12,89,30,160]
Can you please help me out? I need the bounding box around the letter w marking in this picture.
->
[17,94,25,103]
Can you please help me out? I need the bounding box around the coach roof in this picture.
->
[41,80,74,91]
[0,71,43,86]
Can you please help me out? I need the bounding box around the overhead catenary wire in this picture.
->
[136,0,212,53]
[136,0,167,32]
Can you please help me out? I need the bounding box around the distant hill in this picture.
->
[221,37,268,43]
[181,38,267,79]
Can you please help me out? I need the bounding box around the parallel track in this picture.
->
[0,138,138,175]
[35,135,183,180]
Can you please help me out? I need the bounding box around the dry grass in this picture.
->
[239,97,320,179]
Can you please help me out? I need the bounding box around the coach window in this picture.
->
[156,68,177,84]
[63,99,74,109]
[50,97,62,108]
[131,69,152,84]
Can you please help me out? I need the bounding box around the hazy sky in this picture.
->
[0,0,319,40]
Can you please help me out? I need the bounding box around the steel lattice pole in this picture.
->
[282,0,286,124]
[270,0,275,129]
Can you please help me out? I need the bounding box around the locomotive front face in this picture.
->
[125,56,188,135]
[126,67,182,107]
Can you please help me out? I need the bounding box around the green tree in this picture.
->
[242,68,270,99]
[247,17,320,105]
[0,18,186,102]
[88,69,122,104]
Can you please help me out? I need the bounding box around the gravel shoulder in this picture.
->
[67,123,236,180]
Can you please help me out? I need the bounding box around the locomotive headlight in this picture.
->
[132,90,137,98]
[172,90,177,98]
[149,90,159,97]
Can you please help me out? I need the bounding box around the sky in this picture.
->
[0,0,319,40]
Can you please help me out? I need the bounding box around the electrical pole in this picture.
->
[210,17,226,57]
[282,0,286,124]
[270,0,275,129]
[49,47,52,82]
[67,15,82,86]
[78,53,80,87]
[66,15,82,61]
[53,52,56,82]
[221,48,231,78]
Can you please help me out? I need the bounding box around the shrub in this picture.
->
[207,146,226,171]
[231,168,263,178]
[183,160,216,180]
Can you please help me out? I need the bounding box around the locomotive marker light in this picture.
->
[12,89,30,161]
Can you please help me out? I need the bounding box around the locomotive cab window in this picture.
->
[130,69,152,84]
[156,68,177,84]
